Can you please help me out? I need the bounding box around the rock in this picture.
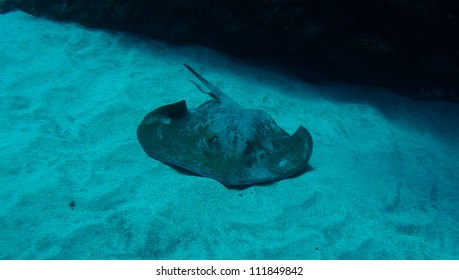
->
[2,0,459,102]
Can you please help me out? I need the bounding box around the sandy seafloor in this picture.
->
[0,11,458,260]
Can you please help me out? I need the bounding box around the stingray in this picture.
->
[137,64,313,186]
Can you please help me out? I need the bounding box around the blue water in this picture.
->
[0,11,458,259]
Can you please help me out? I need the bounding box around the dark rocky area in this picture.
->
[2,0,459,102]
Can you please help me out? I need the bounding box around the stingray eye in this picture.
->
[207,135,219,144]
[243,140,253,155]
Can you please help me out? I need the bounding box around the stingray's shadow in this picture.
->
[226,164,314,190]
[166,163,314,190]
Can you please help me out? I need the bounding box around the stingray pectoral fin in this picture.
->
[137,100,189,162]
[270,125,313,178]
[211,125,313,186]
[154,100,188,119]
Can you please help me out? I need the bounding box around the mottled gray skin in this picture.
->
[137,64,313,186]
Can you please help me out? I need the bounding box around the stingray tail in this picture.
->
[183,64,224,102]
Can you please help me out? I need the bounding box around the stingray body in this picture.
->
[137,64,313,186]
